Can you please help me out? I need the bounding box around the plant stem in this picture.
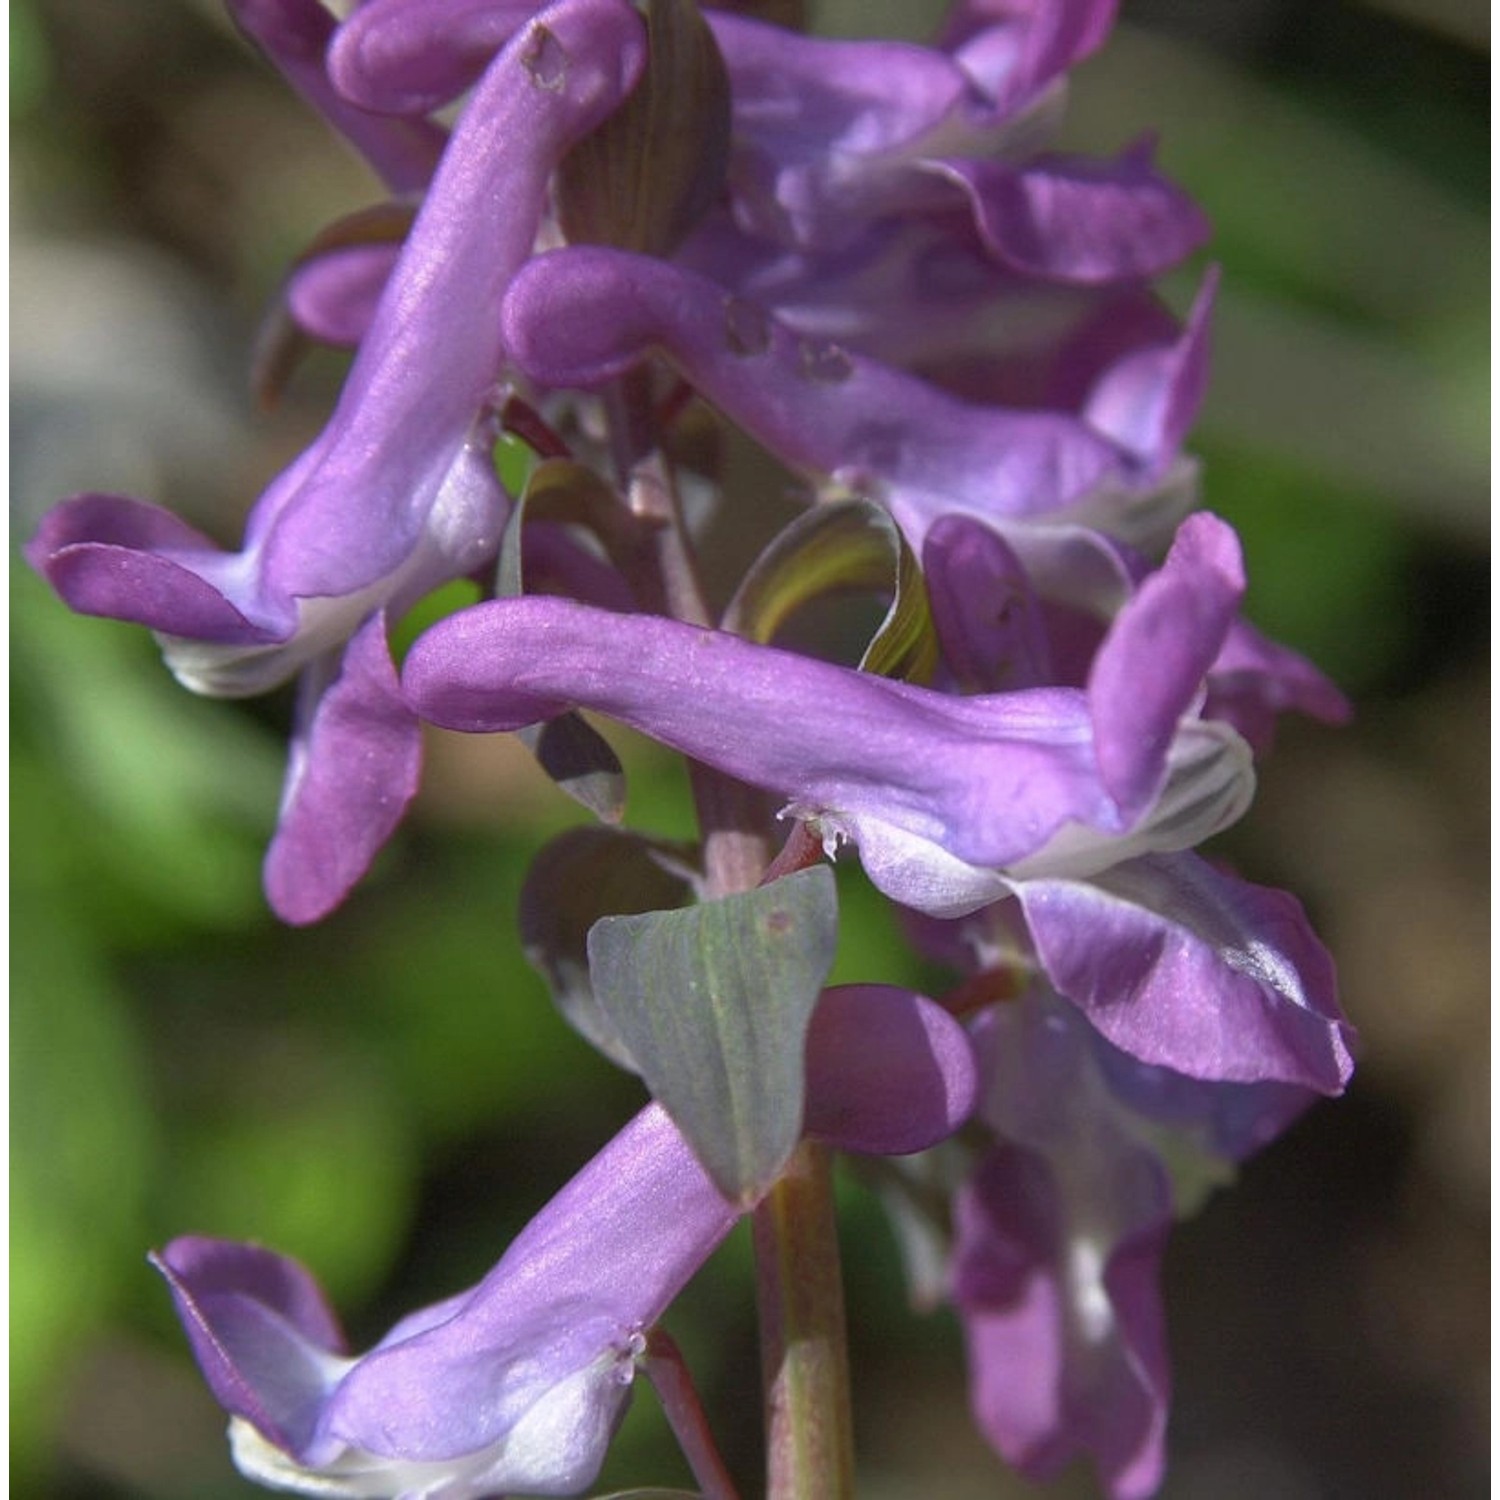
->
[751,1138,856,1500]
[694,771,856,1499]
[605,368,856,1500]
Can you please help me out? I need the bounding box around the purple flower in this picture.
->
[27,0,649,923]
[922,507,1351,743]
[319,0,1206,398]
[154,984,977,1497]
[499,245,1212,566]
[997,849,1354,1093]
[402,568,1253,919]
[707,6,1205,271]
[675,211,1190,407]
[949,982,1319,1500]
[328,0,546,117]
[914,512,1356,1091]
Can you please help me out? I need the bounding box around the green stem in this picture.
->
[693,769,855,1500]
[603,368,855,1500]
[751,1139,856,1500]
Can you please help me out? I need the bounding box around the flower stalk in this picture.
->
[751,1138,856,1500]
[691,752,853,1498]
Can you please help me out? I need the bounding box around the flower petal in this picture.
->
[150,1238,352,1459]
[405,597,1111,857]
[1087,511,1245,816]
[706,13,971,245]
[284,242,402,349]
[1205,617,1353,754]
[260,0,646,604]
[329,0,539,116]
[1008,851,1356,1091]
[405,597,1253,915]
[938,0,1118,114]
[501,245,1133,549]
[25,494,287,642]
[804,985,978,1154]
[263,613,423,926]
[1084,267,1217,471]
[954,1140,1170,1500]
[929,142,1210,285]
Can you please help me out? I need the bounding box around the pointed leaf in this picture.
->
[587,865,838,1202]
[721,498,938,683]
[519,826,699,1068]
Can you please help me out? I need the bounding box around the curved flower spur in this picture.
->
[153,985,978,1499]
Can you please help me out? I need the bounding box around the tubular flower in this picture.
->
[26,0,649,922]
[401,579,1254,921]
[154,985,978,1498]
[499,245,1211,564]
[294,0,1207,395]
[947,979,1320,1500]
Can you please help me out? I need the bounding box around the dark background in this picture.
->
[11,1,1488,1495]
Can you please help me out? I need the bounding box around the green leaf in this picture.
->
[519,826,699,1069]
[721,498,939,683]
[497,462,631,820]
[587,866,838,1203]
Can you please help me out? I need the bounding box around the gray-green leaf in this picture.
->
[587,865,838,1203]
[520,826,699,1069]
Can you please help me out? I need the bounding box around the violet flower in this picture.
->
[922,505,1351,742]
[919,509,1355,1092]
[26,0,648,923]
[319,0,1206,394]
[499,245,1211,568]
[154,984,977,1498]
[706,6,1206,271]
[401,585,1253,922]
[674,211,1191,411]
[405,509,1354,1095]
[948,979,1319,1500]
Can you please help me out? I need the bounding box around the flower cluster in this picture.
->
[29,2,1355,1496]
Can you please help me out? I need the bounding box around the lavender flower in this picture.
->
[401,587,1253,922]
[402,511,1352,1094]
[26,0,648,923]
[155,984,977,1497]
[498,245,1211,565]
[948,979,1318,1500]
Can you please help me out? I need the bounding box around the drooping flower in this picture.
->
[26,0,649,923]
[401,556,1254,921]
[405,506,1354,1096]
[155,984,978,1498]
[498,244,1211,566]
[944,975,1320,1500]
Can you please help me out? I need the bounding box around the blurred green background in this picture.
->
[10,1,1488,1496]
